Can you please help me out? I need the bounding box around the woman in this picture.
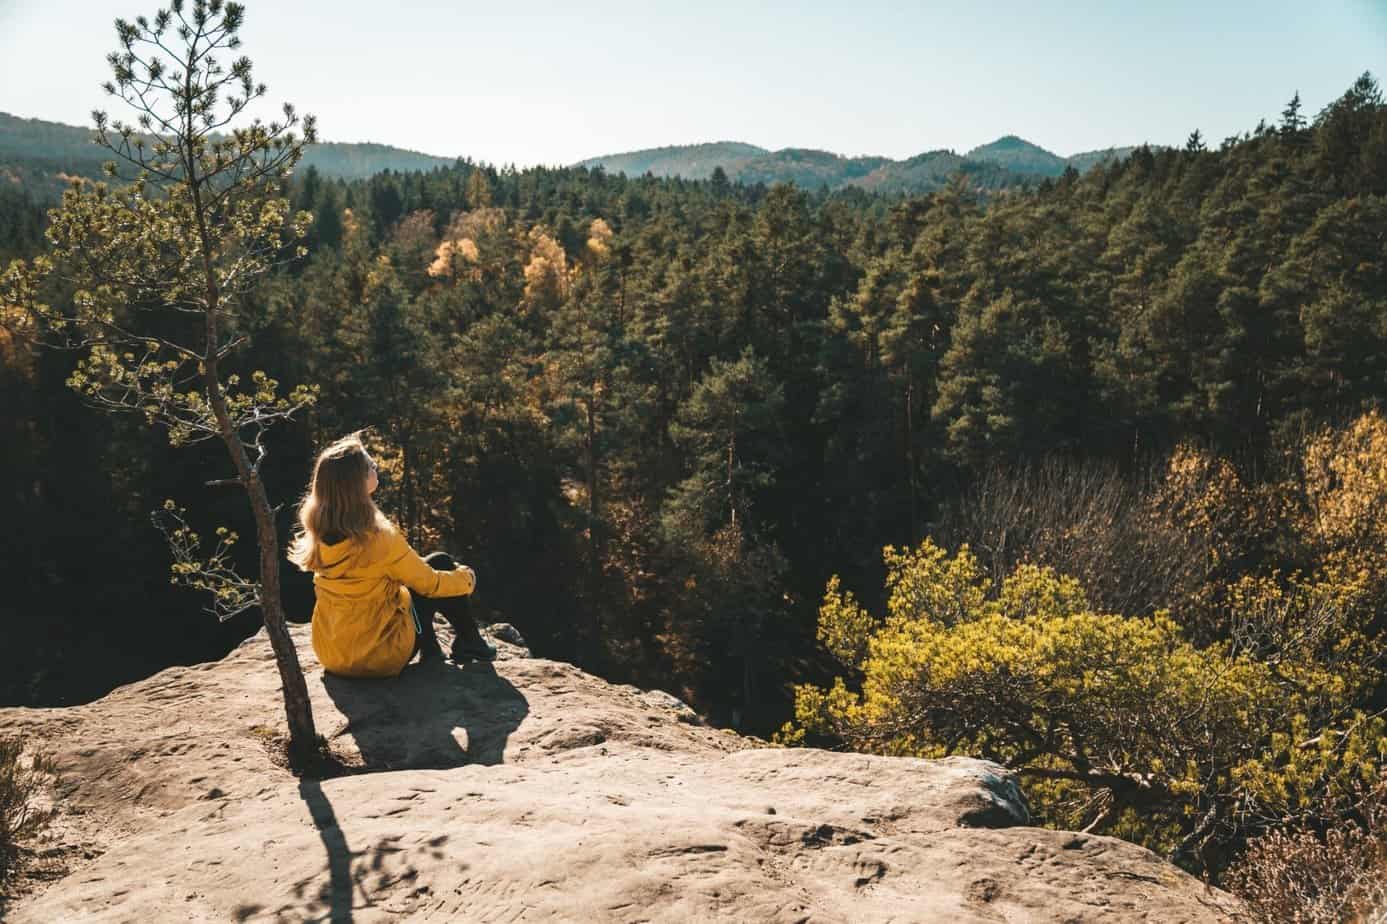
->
[287,432,496,678]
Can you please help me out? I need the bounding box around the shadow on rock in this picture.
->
[293,780,445,923]
[297,779,357,923]
[320,660,529,770]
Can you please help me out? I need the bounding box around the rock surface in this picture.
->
[1,619,1243,922]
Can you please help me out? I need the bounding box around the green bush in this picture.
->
[777,539,1385,876]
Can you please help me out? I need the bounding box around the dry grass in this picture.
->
[1227,773,1387,923]
[0,735,58,892]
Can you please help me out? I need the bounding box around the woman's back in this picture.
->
[310,527,417,678]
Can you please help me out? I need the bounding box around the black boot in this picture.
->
[447,597,497,662]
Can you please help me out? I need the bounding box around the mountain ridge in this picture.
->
[3,109,1146,200]
[0,111,456,200]
[575,137,1143,193]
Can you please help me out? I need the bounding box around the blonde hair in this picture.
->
[287,432,389,572]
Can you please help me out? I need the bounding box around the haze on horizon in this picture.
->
[1,0,1383,168]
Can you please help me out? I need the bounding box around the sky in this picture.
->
[1,0,1384,167]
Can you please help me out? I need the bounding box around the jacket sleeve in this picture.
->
[381,530,476,598]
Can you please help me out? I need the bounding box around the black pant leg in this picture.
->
[411,599,442,657]
[416,551,486,647]
[410,551,455,657]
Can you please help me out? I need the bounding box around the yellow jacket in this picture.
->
[308,525,475,678]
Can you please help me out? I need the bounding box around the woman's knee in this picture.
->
[423,551,457,570]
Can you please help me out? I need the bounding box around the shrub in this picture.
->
[778,540,1386,875]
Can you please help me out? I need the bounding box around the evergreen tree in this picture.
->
[662,348,786,724]
[1279,91,1306,134]
[2,0,321,759]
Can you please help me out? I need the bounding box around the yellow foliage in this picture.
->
[523,228,569,310]
[445,207,506,241]
[882,541,989,627]
[426,209,506,282]
[363,253,393,299]
[790,418,1387,871]
[817,575,877,666]
[786,538,1384,869]
[427,238,481,280]
[1302,411,1387,545]
[586,217,613,260]
[342,207,362,242]
[427,240,457,279]
[465,170,492,209]
[1155,442,1263,571]
[995,563,1089,621]
[391,210,438,256]
[1297,411,1387,608]
[0,261,42,367]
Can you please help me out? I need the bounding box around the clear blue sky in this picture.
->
[2,0,1383,166]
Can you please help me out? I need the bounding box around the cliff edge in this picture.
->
[1,620,1242,922]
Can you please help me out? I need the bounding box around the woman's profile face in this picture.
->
[364,452,379,495]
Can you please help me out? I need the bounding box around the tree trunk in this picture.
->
[246,465,319,762]
[586,393,597,543]
[742,639,757,718]
[211,398,319,762]
[402,435,416,544]
[195,282,317,762]
[193,262,317,762]
[727,424,737,528]
[905,367,918,543]
[585,385,602,599]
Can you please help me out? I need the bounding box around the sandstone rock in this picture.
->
[0,622,1243,922]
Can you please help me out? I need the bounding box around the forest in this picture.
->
[2,61,1385,906]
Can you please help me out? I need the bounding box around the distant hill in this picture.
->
[735,148,893,189]
[575,141,770,179]
[1065,146,1141,173]
[578,136,1148,194]
[849,149,1029,194]
[0,112,454,201]
[4,109,1149,203]
[964,135,1070,176]
[963,136,1141,177]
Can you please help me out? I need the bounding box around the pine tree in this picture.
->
[2,0,321,761]
[662,347,786,724]
[1280,91,1306,134]
[709,165,730,199]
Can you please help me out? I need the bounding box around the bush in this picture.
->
[0,736,57,890]
[778,539,1386,876]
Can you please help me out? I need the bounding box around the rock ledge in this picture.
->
[1,620,1241,922]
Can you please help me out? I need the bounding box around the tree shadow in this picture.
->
[293,780,450,923]
[297,779,356,923]
[319,657,529,771]
[296,644,526,920]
